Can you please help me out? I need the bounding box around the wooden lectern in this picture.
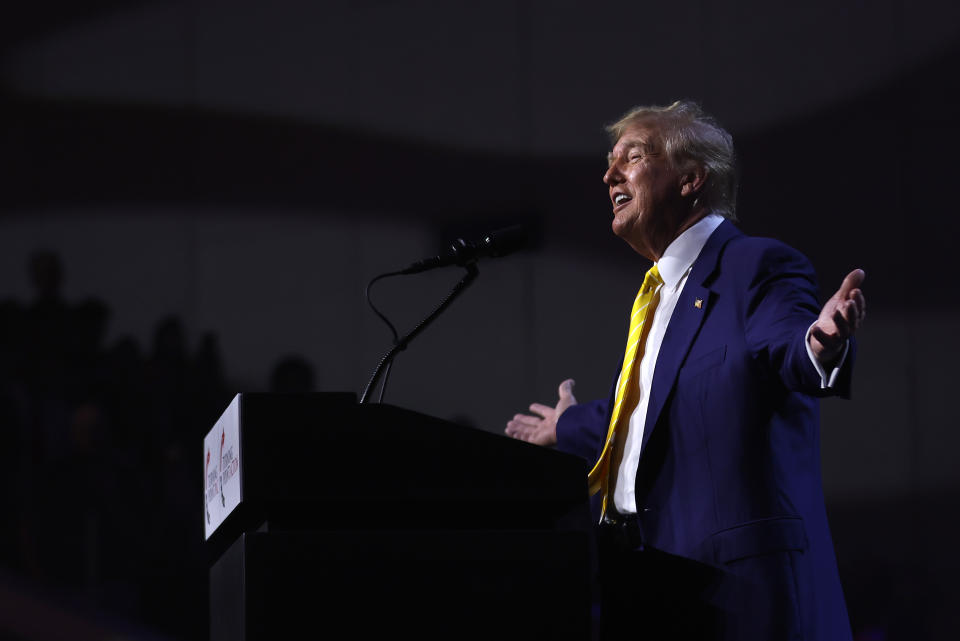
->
[204,393,591,641]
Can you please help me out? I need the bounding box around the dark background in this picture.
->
[0,1,958,639]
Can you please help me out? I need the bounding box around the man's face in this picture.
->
[603,121,687,260]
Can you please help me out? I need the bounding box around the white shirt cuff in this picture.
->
[805,323,849,389]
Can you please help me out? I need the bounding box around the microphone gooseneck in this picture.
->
[359,224,526,404]
[359,263,479,404]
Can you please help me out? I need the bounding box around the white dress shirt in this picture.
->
[612,214,845,514]
[612,214,724,514]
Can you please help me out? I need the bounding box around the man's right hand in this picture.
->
[504,379,577,446]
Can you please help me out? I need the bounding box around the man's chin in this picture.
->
[611,219,641,248]
[611,224,655,260]
[611,216,630,239]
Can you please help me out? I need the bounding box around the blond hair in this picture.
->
[606,100,738,219]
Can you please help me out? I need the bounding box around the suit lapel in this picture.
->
[639,220,741,455]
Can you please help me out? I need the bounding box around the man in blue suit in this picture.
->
[506,101,865,640]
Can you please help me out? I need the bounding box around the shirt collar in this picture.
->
[656,213,725,289]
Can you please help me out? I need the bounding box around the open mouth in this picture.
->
[614,193,632,208]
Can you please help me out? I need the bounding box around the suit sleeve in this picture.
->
[744,242,855,398]
[556,400,608,464]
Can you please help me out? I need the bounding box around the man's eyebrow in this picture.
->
[607,141,646,164]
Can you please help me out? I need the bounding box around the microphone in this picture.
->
[400,225,527,274]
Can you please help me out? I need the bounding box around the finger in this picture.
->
[831,303,852,338]
[505,420,532,439]
[507,427,531,442]
[529,403,554,417]
[513,413,544,427]
[852,289,867,323]
[512,424,539,443]
[558,378,576,399]
[851,289,866,317]
[842,297,861,330]
[846,299,864,332]
[836,269,866,298]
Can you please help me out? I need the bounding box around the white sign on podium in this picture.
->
[203,394,243,540]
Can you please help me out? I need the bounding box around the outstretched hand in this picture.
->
[504,379,577,446]
[810,269,866,367]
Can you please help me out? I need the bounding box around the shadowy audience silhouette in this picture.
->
[0,250,316,640]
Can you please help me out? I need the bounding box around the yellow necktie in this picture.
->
[587,264,663,518]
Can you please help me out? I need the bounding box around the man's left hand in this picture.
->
[810,268,866,367]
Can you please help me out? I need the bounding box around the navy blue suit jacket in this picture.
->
[557,220,853,640]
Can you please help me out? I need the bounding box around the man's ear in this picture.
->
[679,164,708,198]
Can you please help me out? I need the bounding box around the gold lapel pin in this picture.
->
[694,298,703,309]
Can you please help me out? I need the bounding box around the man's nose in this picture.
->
[603,163,622,185]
